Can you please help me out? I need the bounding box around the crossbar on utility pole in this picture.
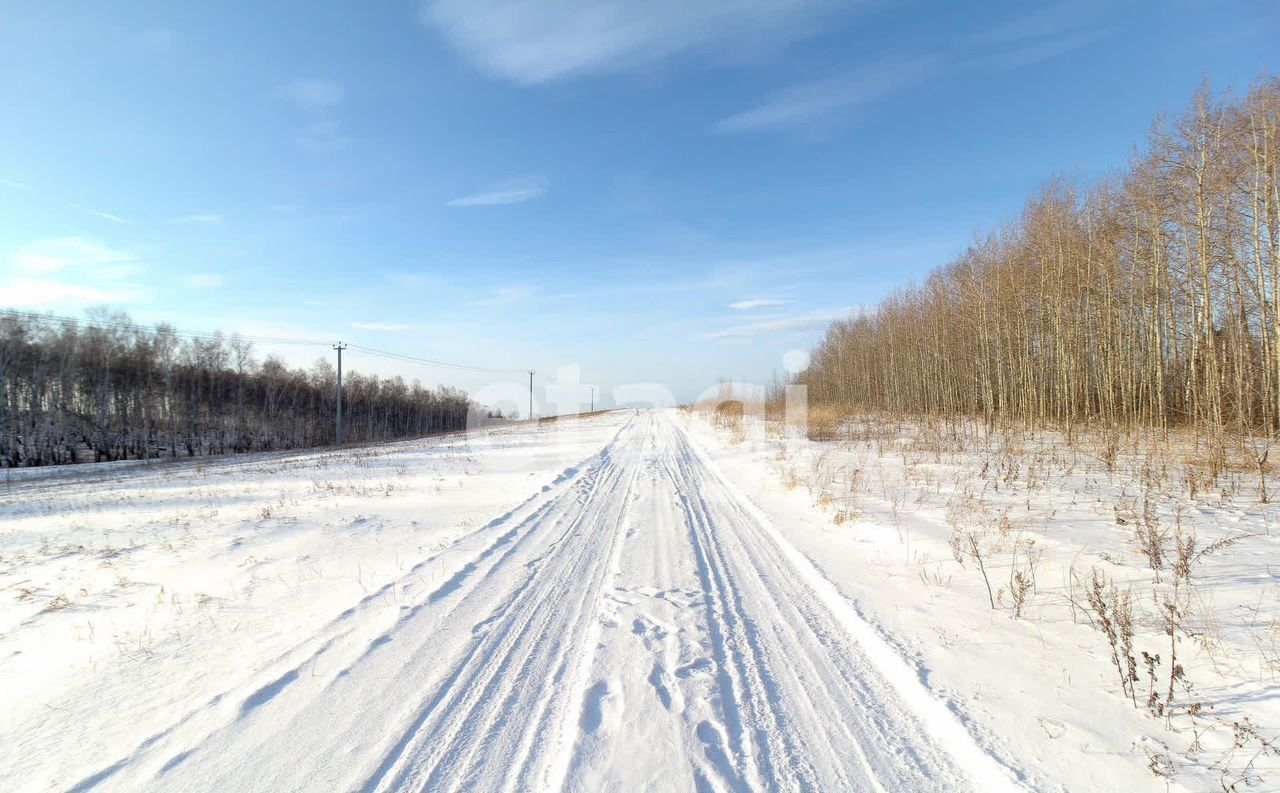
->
[333,342,347,444]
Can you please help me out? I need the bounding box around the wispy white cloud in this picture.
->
[283,78,345,112]
[421,0,839,85]
[0,278,140,308]
[10,237,136,273]
[729,298,790,310]
[281,79,348,154]
[295,120,350,154]
[964,1,1110,70]
[168,212,224,225]
[715,54,941,134]
[3,237,145,308]
[70,204,132,224]
[703,308,852,340]
[448,179,546,207]
[975,0,1101,46]
[471,285,537,306]
[0,177,29,191]
[182,273,224,289]
[965,28,1109,71]
[715,3,1108,137]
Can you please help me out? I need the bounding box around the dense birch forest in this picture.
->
[0,311,476,467]
[800,79,1280,440]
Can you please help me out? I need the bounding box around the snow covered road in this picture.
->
[7,411,1024,792]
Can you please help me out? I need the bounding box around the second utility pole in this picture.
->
[334,342,347,444]
[528,370,534,420]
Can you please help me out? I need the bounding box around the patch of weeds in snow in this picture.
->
[690,405,1280,791]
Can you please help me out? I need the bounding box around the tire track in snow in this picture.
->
[362,414,651,793]
[63,410,1029,792]
[64,418,638,792]
[564,414,1025,791]
[668,416,1026,792]
[663,419,857,792]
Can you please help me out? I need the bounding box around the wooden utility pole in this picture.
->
[334,342,347,443]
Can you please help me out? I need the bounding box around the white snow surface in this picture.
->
[3,408,1271,791]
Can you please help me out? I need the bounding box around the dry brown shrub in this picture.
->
[807,405,854,442]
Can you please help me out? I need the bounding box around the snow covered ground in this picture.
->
[1,409,1276,791]
[688,409,1280,792]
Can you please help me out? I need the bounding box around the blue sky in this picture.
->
[1,1,1276,407]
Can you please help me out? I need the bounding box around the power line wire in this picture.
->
[345,343,529,375]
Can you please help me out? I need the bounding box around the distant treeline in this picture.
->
[800,78,1280,437]
[0,311,481,466]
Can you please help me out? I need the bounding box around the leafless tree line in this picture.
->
[800,78,1280,445]
[0,311,478,466]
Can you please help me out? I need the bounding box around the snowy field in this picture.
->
[2,409,1277,791]
[695,409,1280,792]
